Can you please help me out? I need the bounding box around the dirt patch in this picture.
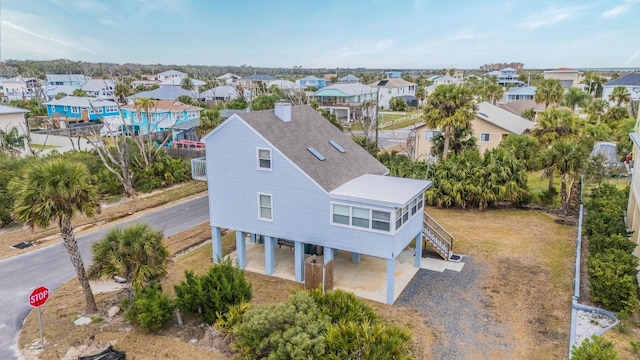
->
[0,181,208,260]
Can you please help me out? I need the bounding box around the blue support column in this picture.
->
[414,230,423,268]
[236,231,246,269]
[264,236,275,275]
[249,233,257,243]
[386,258,395,305]
[351,252,361,263]
[212,226,222,264]
[324,246,334,265]
[294,241,304,282]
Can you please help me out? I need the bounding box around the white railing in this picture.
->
[422,211,454,260]
[191,156,207,181]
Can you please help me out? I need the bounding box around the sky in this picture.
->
[1,0,639,70]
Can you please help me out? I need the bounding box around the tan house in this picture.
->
[0,104,29,135]
[626,132,640,284]
[411,101,534,160]
[543,68,581,88]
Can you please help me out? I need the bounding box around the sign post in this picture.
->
[29,286,49,349]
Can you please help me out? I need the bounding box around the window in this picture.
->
[411,198,418,215]
[333,204,350,225]
[71,107,78,113]
[258,193,272,220]
[64,106,68,111]
[480,133,490,142]
[257,148,272,170]
[417,193,424,210]
[426,131,440,141]
[352,207,370,228]
[395,208,403,229]
[402,205,409,223]
[372,211,391,231]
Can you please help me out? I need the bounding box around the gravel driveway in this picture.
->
[396,256,516,360]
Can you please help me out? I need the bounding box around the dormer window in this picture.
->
[257,148,272,170]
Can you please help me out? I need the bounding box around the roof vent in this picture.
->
[307,147,326,161]
[274,102,292,122]
[328,140,345,153]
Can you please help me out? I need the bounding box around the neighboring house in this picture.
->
[486,67,522,86]
[157,70,187,84]
[503,86,536,103]
[44,85,79,101]
[313,83,378,120]
[128,87,197,102]
[199,85,240,101]
[45,74,90,88]
[265,79,303,92]
[43,96,120,121]
[121,100,202,134]
[296,76,328,89]
[411,101,534,160]
[450,69,464,79]
[217,73,240,84]
[236,74,278,87]
[543,68,581,89]
[501,99,545,118]
[385,71,402,78]
[431,75,463,87]
[369,77,417,110]
[0,104,29,135]
[1,77,39,100]
[338,74,360,84]
[195,104,453,304]
[130,80,160,89]
[82,79,115,98]
[626,133,640,281]
[602,73,640,106]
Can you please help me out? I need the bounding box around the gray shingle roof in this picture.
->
[238,105,389,192]
[129,87,195,100]
[46,74,90,84]
[82,79,115,92]
[158,70,186,77]
[241,74,277,81]
[604,73,640,86]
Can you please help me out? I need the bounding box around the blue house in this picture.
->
[195,104,454,304]
[45,74,90,88]
[121,100,202,134]
[43,96,120,121]
[503,86,536,103]
[296,76,328,89]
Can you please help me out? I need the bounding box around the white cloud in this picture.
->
[602,0,639,19]
[521,6,587,29]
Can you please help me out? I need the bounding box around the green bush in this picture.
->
[232,291,329,360]
[308,288,379,324]
[174,257,252,324]
[122,284,173,333]
[325,320,414,360]
[588,233,637,255]
[390,97,408,112]
[584,210,627,238]
[571,335,618,360]
[587,249,639,312]
[214,301,250,332]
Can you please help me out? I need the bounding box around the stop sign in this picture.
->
[29,286,49,308]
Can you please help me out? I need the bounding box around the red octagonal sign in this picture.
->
[29,286,49,308]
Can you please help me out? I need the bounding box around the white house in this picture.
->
[486,67,522,86]
[82,79,115,98]
[602,73,640,106]
[369,77,417,110]
[1,77,39,100]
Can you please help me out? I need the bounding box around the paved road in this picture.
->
[0,195,210,360]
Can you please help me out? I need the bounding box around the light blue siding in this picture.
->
[46,104,119,120]
[205,117,423,260]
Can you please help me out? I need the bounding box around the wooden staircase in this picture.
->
[422,211,454,260]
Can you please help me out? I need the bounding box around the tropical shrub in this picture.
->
[571,335,618,360]
[390,97,408,111]
[232,291,329,360]
[122,284,173,333]
[588,233,636,254]
[324,320,414,360]
[587,249,639,312]
[308,288,379,324]
[174,258,252,324]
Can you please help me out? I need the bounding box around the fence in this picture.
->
[32,124,103,137]
[379,112,422,129]
[165,147,206,160]
[304,256,333,292]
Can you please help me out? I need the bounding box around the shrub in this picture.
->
[174,257,252,324]
[588,233,637,254]
[587,249,639,312]
[584,210,627,238]
[122,284,173,333]
[232,291,328,360]
[325,320,414,360]
[631,340,640,354]
[214,301,250,332]
[307,289,379,324]
[571,335,618,360]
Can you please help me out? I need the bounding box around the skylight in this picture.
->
[307,147,326,161]
[328,140,346,153]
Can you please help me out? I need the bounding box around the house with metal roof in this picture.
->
[45,74,90,88]
[43,96,120,121]
[296,76,328,89]
[193,104,455,304]
[128,86,197,102]
[121,100,202,134]
[199,85,240,101]
[313,83,377,120]
[0,104,29,136]
[82,79,115,98]
[503,86,536,103]
[338,74,360,84]
[1,77,39,101]
[486,67,523,86]
[369,77,417,110]
[602,73,640,105]
[411,101,534,160]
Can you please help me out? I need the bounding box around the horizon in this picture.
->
[1,0,640,69]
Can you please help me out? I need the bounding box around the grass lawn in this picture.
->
[19,206,590,360]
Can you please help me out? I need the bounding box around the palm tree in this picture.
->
[543,142,587,213]
[0,127,25,155]
[483,83,504,105]
[133,97,157,166]
[608,86,631,107]
[181,77,194,91]
[9,159,100,312]
[423,84,476,159]
[563,87,589,114]
[587,99,608,124]
[414,87,426,107]
[114,82,131,104]
[534,79,564,109]
[89,223,169,295]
